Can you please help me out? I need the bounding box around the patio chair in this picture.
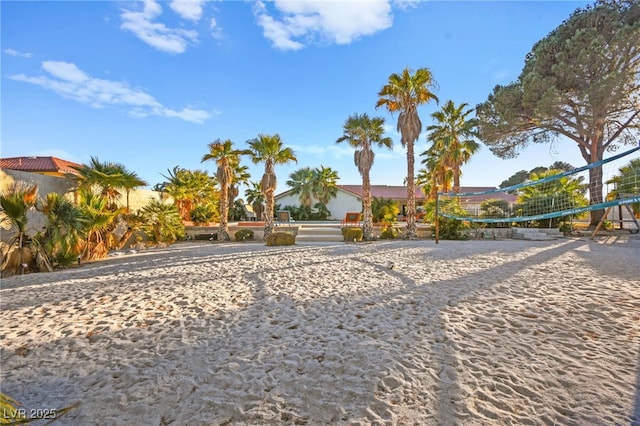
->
[275,210,294,226]
[341,212,362,227]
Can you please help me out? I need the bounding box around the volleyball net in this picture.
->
[437,144,640,226]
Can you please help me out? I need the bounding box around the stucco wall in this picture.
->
[1,169,163,241]
[275,189,362,221]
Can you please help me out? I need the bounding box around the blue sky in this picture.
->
[2,0,592,194]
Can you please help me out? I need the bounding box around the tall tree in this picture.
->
[71,157,147,211]
[245,181,265,222]
[425,100,480,193]
[476,0,640,226]
[228,163,251,221]
[377,67,439,238]
[202,139,249,242]
[312,165,340,206]
[336,113,393,240]
[247,134,297,239]
[287,167,316,208]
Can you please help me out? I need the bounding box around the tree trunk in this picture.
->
[586,143,605,227]
[588,165,605,227]
[405,141,417,239]
[362,171,373,241]
[263,191,275,240]
[218,185,230,241]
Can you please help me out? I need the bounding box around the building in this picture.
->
[1,156,162,228]
[274,185,517,221]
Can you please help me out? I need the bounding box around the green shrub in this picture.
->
[265,232,295,246]
[190,204,217,225]
[380,224,398,239]
[432,217,469,240]
[341,227,363,242]
[235,229,254,241]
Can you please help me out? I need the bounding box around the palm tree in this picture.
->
[38,192,86,267]
[76,188,123,261]
[202,139,250,242]
[336,113,393,240]
[377,67,439,238]
[71,157,147,211]
[247,134,297,239]
[312,165,339,206]
[287,167,316,208]
[228,163,251,221]
[245,181,266,221]
[0,182,39,275]
[606,158,640,215]
[161,166,218,222]
[139,199,185,244]
[425,100,480,193]
[517,169,588,227]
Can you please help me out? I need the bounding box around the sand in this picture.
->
[1,236,639,425]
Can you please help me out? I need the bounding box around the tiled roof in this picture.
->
[338,185,517,203]
[339,185,426,199]
[0,156,82,176]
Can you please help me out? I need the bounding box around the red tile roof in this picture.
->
[0,156,82,176]
[339,185,426,200]
[338,185,517,203]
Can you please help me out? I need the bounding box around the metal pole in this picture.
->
[435,191,440,244]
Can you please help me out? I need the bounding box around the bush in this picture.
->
[265,232,295,246]
[190,204,217,225]
[380,224,398,239]
[341,227,363,242]
[235,229,254,241]
[432,217,469,240]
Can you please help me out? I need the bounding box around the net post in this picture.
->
[435,190,440,244]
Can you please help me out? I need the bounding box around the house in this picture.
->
[1,156,161,213]
[0,156,82,177]
[274,185,517,221]
[1,156,81,200]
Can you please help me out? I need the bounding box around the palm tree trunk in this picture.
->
[405,141,417,239]
[264,190,275,240]
[362,171,374,241]
[218,186,231,241]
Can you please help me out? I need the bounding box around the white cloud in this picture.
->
[120,0,198,54]
[9,61,211,124]
[253,0,393,51]
[170,0,206,21]
[392,0,420,11]
[210,17,223,40]
[4,48,33,58]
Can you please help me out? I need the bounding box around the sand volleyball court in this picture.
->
[1,237,639,425]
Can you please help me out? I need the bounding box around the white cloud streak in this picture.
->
[120,0,198,54]
[9,61,211,124]
[4,48,33,58]
[253,0,393,51]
